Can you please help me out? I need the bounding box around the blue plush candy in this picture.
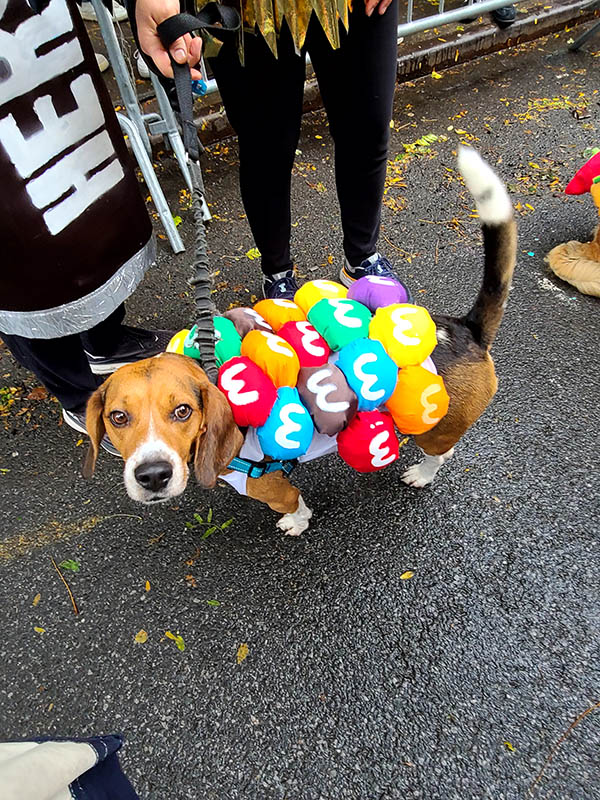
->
[257,387,315,460]
[336,338,398,411]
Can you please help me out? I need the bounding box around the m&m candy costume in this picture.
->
[167,277,449,491]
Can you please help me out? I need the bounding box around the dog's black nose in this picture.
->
[134,461,173,492]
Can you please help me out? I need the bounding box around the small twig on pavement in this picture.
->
[50,556,79,615]
[528,700,600,795]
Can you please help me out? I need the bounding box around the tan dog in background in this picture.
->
[83,148,516,535]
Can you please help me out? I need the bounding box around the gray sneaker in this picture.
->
[62,408,121,457]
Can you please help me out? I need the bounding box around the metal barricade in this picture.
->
[198,0,526,97]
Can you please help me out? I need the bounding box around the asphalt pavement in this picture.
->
[1,30,599,800]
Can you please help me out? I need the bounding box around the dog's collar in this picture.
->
[227,456,297,480]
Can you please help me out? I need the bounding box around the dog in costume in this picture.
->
[83,148,517,536]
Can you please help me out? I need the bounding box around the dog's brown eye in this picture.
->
[109,410,129,427]
[173,404,192,421]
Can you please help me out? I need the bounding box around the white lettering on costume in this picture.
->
[420,383,442,425]
[274,403,305,449]
[390,307,421,347]
[260,331,294,358]
[220,363,259,406]
[0,0,124,235]
[330,298,362,328]
[353,352,385,403]
[296,321,325,357]
[0,0,83,104]
[306,368,349,413]
[368,424,396,468]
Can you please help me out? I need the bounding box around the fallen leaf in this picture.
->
[245,247,261,260]
[134,629,148,644]
[503,741,515,752]
[400,571,414,580]
[165,630,185,651]
[206,599,220,607]
[431,70,442,79]
[145,580,150,592]
[34,626,45,634]
[172,214,182,227]
[32,593,41,606]
[59,559,80,572]
[27,387,48,401]
[237,642,249,664]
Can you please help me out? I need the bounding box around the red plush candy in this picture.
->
[337,410,399,473]
[217,356,277,428]
[565,152,600,195]
[278,321,331,367]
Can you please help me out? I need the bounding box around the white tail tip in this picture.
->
[458,146,513,225]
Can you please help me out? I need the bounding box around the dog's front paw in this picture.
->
[401,462,435,488]
[276,496,312,536]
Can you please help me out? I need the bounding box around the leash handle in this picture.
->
[156,3,240,160]
[154,5,240,384]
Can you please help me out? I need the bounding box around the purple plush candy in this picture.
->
[347,275,410,311]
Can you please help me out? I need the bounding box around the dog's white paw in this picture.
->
[276,495,312,536]
[401,449,455,488]
[401,461,436,488]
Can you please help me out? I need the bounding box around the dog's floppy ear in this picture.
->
[82,385,106,478]
[194,379,243,489]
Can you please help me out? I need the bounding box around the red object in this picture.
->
[337,410,399,473]
[278,321,331,367]
[217,357,277,428]
[565,152,600,195]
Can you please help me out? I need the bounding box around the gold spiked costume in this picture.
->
[196,0,352,58]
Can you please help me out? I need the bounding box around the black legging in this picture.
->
[209,1,399,275]
[1,305,125,412]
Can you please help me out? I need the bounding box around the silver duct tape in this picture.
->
[0,237,156,339]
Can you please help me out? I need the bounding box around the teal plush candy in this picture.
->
[307,298,372,351]
[337,338,398,411]
[257,386,314,460]
[184,318,242,367]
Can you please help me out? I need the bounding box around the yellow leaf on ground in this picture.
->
[431,70,442,79]
[145,580,150,592]
[32,593,41,606]
[237,643,249,664]
[165,630,185,651]
[245,247,261,260]
[400,571,414,580]
[135,629,148,644]
[34,627,45,634]
[503,741,515,752]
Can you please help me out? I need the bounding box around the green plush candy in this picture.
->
[184,317,242,367]
[307,298,372,351]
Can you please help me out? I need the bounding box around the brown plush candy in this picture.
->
[223,307,272,338]
[297,364,358,436]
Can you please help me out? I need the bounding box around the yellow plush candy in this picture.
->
[241,330,300,387]
[294,279,348,314]
[166,329,190,355]
[386,365,449,435]
[369,304,437,367]
[253,298,306,332]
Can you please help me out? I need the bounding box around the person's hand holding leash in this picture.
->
[135,0,203,79]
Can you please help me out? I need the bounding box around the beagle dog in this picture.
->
[83,148,516,535]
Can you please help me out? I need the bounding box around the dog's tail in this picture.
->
[458,146,517,351]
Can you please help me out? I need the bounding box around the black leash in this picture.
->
[157,3,240,384]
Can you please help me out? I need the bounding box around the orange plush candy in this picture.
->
[369,304,437,367]
[253,298,305,332]
[294,279,348,314]
[385,365,449,435]
[241,330,300,387]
